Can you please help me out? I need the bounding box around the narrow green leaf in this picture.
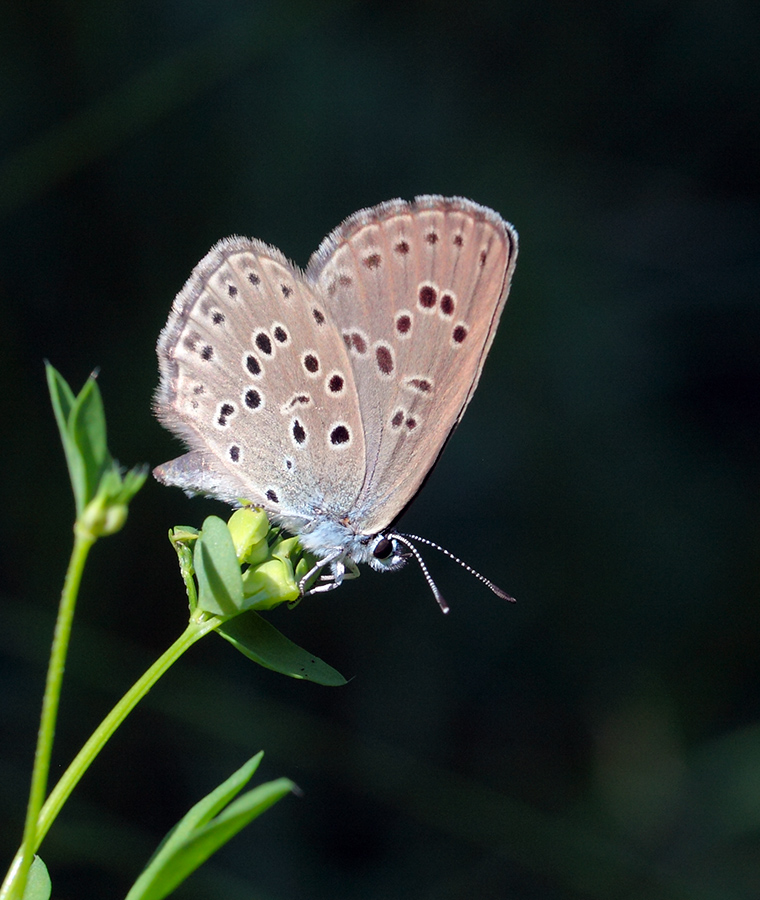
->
[126,756,294,900]
[146,779,293,898]
[119,464,149,502]
[193,516,244,615]
[46,363,146,528]
[22,855,51,900]
[69,375,109,507]
[142,753,263,867]
[45,362,76,441]
[45,363,88,513]
[218,611,347,685]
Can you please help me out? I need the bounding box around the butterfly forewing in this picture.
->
[307,196,517,534]
[155,237,367,517]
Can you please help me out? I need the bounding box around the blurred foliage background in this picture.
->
[1,1,758,898]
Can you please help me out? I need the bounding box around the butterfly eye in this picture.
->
[372,537,394,561]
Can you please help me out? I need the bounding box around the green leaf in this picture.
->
[125,754,295,900]
[120,464,149,501]
[46,363,142,524]
[45,362,76,442]
[69,374,109,508]
[22,855,51,900]
[46,363,88,514]
[157,752,265,850]
[218,611,347,685]
[193,516,245,615]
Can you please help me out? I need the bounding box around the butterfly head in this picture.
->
[365,533,409,573]
[292,515,409,573]
[298,520,445,608]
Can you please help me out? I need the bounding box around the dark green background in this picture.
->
[1,2,758,898]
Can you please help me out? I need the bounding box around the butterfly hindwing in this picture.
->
[307,196,517,534]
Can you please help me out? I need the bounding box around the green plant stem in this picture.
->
[1,603,222,900]
[6,526,95,900]
[41,616,219,843]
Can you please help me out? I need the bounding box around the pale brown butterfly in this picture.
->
[154,195,518,612]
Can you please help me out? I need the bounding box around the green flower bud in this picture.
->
[270,535,301,561]
[102,504,128,535]
[227,508,270,562]
[241,558,300,610]
[78,494,127,538]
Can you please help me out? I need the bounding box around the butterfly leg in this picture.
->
[299,549,341,596]
[300,553,360,596]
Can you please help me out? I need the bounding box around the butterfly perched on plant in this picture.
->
[154,196,518,611]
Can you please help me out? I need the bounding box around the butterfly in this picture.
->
[154,195,518,611]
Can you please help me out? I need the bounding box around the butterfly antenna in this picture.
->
[392,534,450,614]
[400,533,515,602]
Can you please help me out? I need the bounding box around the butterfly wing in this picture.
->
[307,196,518,535]
[154,236,367,523]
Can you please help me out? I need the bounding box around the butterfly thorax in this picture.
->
[277,512,406,572]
